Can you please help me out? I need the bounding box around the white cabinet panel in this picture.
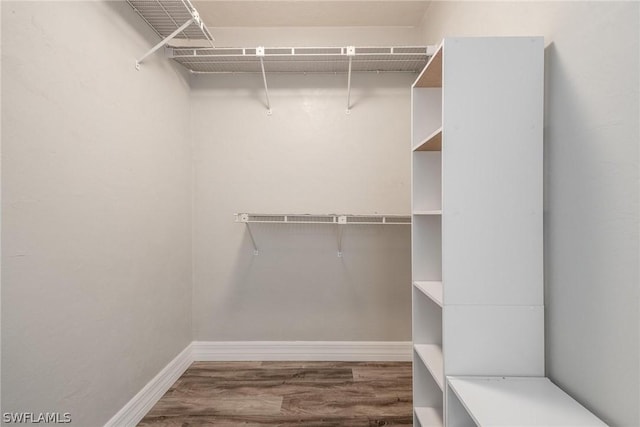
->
[444,305,544,376]
[447,377,607,426]
[441,37,543,306]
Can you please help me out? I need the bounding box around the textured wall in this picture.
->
[1,2,192,425]
[190,72,413,341]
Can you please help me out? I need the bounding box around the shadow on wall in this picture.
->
[210,223,412,341]
[190,72,415,111]
[191,72,416,90]
[543,39,639,426]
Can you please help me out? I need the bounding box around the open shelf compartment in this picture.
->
[415,344,444,390]
[413,42,443,88]
[412,151,442,216]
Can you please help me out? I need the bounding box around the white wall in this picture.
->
[191,71,413,341]
[1,2,192,425]
[421,2,639,426]
[207,26,426,47]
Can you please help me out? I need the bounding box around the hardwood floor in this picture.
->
[138,361,413,426]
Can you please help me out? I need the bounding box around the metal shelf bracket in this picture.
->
[257,47,272,115]
[346,46,355,114]
[337,215,347,257]
[136,17,195,70]
[246,224,259,255]
[238,214,259,255]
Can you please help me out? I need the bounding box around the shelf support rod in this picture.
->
[257,47,272,115]
[245,223,259,255]
[337,215,347,257]
[136,17,195,70]
[346,46,355,114]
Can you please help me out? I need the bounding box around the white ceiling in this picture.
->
[192,1,431,28]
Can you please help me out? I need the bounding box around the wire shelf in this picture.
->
[169,46,430,74]
[127,3,431,110]
[126,2,429,74]
[235,213,412,225]
[235,213,411,256]
[127,0,214,43]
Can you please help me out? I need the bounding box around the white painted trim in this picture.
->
[104,343,193,427]
[192,341,412,362]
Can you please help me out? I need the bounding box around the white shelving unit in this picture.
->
[411,39,444,427]
[411,37,545,426]
[447,377,608,427]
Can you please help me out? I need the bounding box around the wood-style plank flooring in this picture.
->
[138,361,413,426]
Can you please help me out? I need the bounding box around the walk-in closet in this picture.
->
[2,1,638,426]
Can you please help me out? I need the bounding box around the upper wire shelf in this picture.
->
[168,46,430,74]
[126,1,433,113]
[127,0,214,69]
[127,0,214,43]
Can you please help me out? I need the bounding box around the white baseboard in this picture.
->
[104,343,193,427]
[105,340,411,426]
[192,341,412,362]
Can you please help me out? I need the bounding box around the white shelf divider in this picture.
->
[447,377,608,426]
[413,127,442,152]
[413,281,443,307]
[414,344,444,390]
[413,210,442,215]
[415,406,443,427]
